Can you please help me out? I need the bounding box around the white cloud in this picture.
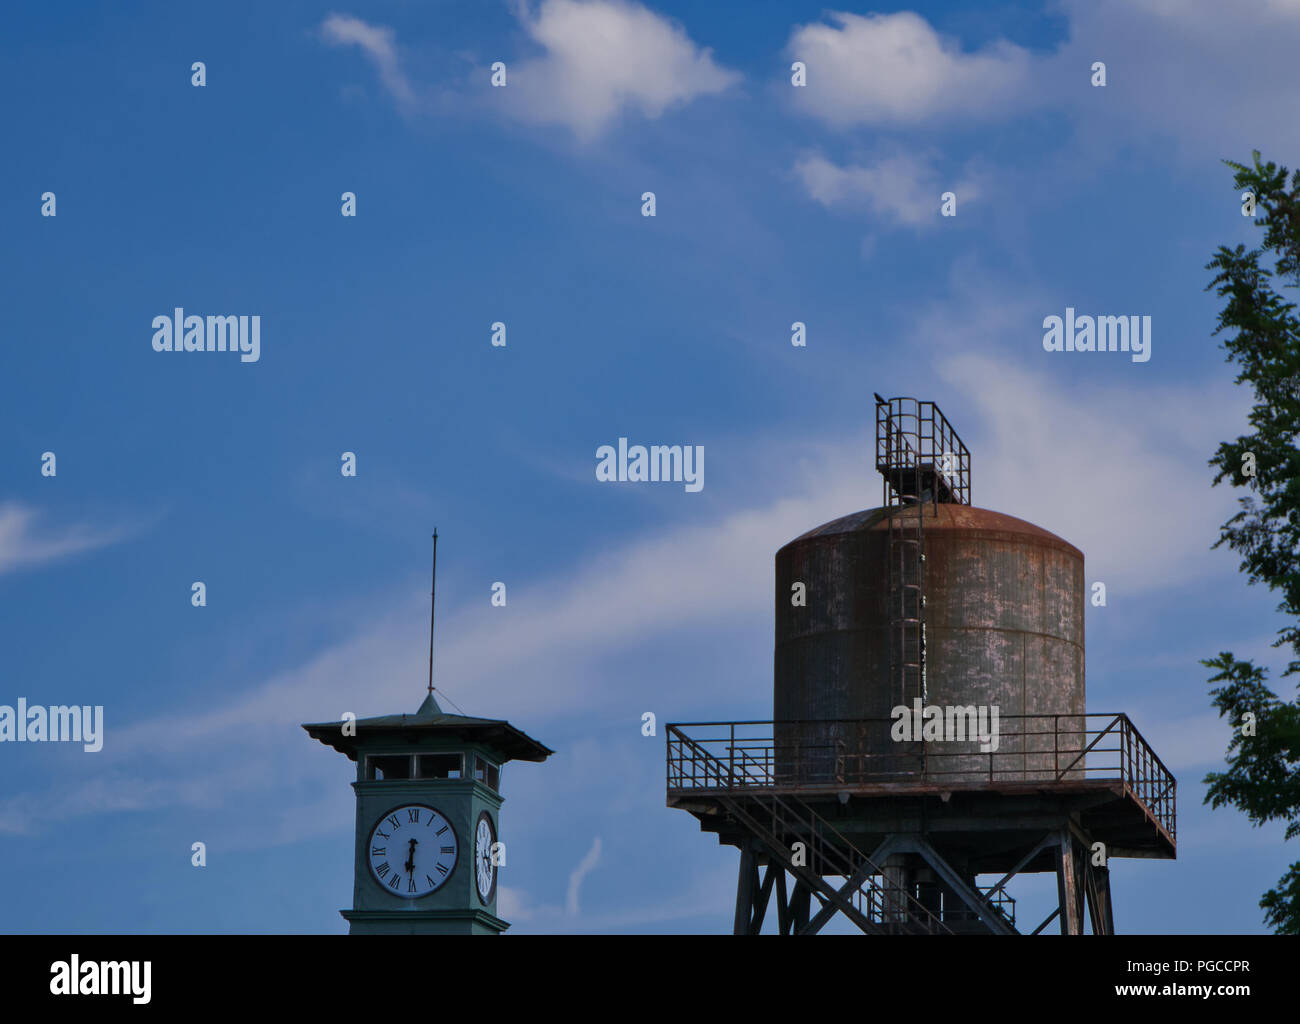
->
[0,336,1252,838]
[476,856,736,933]
[936,350,1244,595]
[901,271,1249,595]
[794,151,981,228]
[565,836,602,915]
[0,503,129,576]
[317,3,738,138]
[786,10,1038,126]
[1056,0,1300,158]
[503,0,739,140]
[496,886,534,922]
[525,856,736,932]
[319,13,416,108]
[0,443,859,836]
[784,4,1300,158]
[1130,710,1233,772]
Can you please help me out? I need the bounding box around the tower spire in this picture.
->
[428,528,438,697]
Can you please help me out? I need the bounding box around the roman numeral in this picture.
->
[436,825,449,836]
[435,862,449,876]
[408,877,417,893]
[376,829,390,841]
[407,808,420,823]
[426,874,437,888]
[440,845,454,855]
[371,846,386,857]
[388,874,400,890]
[376,862,391,879]
[387,815,402,830]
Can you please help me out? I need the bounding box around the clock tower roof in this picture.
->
[302,692,553,764]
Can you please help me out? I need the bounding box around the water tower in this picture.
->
[666,396,1175,934]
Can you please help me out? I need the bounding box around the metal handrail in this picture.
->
[875,396,972,505]
[667,713,1175,841]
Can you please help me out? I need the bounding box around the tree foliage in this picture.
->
[1203,151,1300,934]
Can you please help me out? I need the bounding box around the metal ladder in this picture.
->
[877,398,927,708]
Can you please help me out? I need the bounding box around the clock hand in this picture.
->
[406,837,418,874]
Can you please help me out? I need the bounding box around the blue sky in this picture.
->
[2,0,1299,933]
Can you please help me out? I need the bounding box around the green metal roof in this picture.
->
[302,691,553,763]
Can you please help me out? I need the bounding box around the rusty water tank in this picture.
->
[773,504,1085,784]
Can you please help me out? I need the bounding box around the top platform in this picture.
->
[875,395,971,505]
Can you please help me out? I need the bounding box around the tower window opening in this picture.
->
[368,754,412,781]
[418,753,463,779]
[475,756,500,791]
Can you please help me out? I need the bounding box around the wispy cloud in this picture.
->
[319,13,417,109]
[0,502,132,576]
[0,346,1248,836]
[496,885,534,923]
[937,350,1244,595]
[1058,0,1300,158]
[493,856,736,933]
[1133,710,1234,773]
[318,3,737,139]
[897,268,1248,595]
[565,836,602,915]
[794,150,982,229]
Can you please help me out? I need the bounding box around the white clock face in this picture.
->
[475,812,497,905]
[367,804,458,898]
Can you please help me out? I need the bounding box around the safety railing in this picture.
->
[875,396,971,505]
[667,714,1175,841]
[670,727,954,932]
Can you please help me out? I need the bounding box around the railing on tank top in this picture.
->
[875,396,972,506]
[665,714,1175,842]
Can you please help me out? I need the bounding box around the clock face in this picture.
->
[475,811,497,905]
[367,804,458,899]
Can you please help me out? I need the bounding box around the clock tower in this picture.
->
[304,691,552,934]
